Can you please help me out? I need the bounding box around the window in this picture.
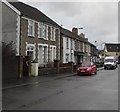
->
[83,43,85,52]
[26,46,35,61]
[51,27,55,41]
[53,47,56,60]
[38,46,43,65]
[38,22,43,38]
[66,38,69,49]
[50,46,56,61]
[43,24,48,39]
[38,45,48,65]
[50,47,53,61]
[28,20,34,36]
[71,39,73,50]
[66,53,69,62]
[38,23,48,40]
[71,53,73,61]
[44,46,48,63]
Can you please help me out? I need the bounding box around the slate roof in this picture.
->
[105,43,120,52]
[9,1,89,43]
[61,28,88,42]
[9,1,60,28]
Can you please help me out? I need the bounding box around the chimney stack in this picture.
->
[72,27,78,35]
[79,33,85,38]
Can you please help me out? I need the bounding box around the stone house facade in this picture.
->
[9,1,61,77]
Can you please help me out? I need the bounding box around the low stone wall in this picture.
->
[38,68,57,75]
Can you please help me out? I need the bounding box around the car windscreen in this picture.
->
[104,59,114,63]
[81,63,92,67]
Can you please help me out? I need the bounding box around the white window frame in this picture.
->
[38,22,43,38]
[51,27,56,41]
[42,24,48,40]
[28,19,35,37]
[26,43,35,61]
[50,45,56,61]
[66,37,69,49]
[66,53,69,62]
[71,39,73,50]
[38,43,48,64]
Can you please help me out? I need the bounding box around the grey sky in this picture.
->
[19,0,118,48]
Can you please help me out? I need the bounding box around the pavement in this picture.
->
[2,67,104,90]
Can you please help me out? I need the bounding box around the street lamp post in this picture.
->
[94,41,97,48]
[101,42,106,50]
[78,27,83,35]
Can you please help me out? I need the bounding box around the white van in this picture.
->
[104,56,117,69]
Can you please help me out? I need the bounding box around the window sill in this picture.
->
[38,37,48,41]
[44,38,48,41]
[28,35,35,38]
[51,39,56,42]
[38,37,43,39]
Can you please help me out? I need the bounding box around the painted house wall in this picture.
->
[63,36,75,63]
[2,2,19,52]
[2,2,20,81]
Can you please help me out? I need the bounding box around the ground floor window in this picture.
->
[38,44,48,66]
[71,53,74,62]
[26,45,35,61]
[50,45,56,62]
[66,53,69,62]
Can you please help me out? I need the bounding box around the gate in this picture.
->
[23,56,31,77]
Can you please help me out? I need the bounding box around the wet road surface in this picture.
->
[2,66,118,110]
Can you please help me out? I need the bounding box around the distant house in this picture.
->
[104,43,120,60]
[72,28,92,64]
[89,43,98,63]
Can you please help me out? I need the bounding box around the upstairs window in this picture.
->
[43,24,48,39]
[28,20,34,36]
[66,38,69,49]
[38,22,43,38]
[51,27,56,41]
[71,39,73,50]
[38,23,48,40]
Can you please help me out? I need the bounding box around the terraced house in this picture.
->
[2,0,60,80]
[2,0,98,82]
[11,1,61,73]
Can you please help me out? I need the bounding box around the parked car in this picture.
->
[104,56,117,69]
[77,62,97,76]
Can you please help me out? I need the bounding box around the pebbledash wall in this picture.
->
[2,1,21,81]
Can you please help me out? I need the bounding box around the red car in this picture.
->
[77,62,97,75]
